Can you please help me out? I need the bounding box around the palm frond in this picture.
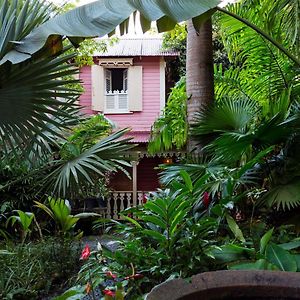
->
[258,179,300,211]
[43,128,135,198]
[191,97,258,152]
[0,52,81,154]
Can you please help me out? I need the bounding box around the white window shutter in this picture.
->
[128,66,143,111]
[91,65,105,111]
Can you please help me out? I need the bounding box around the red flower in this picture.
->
[106,271,117,279]
[143,195,148,204]
[80,244,91,260]
[103,289,115,296]
[203,192,210,208]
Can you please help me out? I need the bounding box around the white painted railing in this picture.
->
[106,191,151,220]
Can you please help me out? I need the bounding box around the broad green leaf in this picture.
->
[122,215,142,229]
[211,244,254,263]
[143,201,167,220]
[179,170,193,191]
[225,213,245,243]
[278,239,300,251]
[229,259,278,270]
[1,0,221,65]
[266,243,297,271]
[260,228,274,255]
[143,215,166,230]
[142,229,166,244]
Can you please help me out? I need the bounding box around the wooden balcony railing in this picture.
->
[106,191,151,220]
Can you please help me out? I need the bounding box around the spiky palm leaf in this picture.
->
[0,0,81,153]
[218,1,299,110]
[42,128,135,198]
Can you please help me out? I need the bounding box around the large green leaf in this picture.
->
[225,213,245,243]
[229,259,279,271]
[1,0,221,65]
[259,179,300,211]
[259,228,274,255]
[265,242,297,271]
[210,244,254,263]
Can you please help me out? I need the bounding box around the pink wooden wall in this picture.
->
[79,57,162,138]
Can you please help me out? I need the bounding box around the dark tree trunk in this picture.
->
[186,18,214,153]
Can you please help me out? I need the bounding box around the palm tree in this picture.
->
[186,18,214,152]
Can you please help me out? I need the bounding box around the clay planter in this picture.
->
[146,270,300,300]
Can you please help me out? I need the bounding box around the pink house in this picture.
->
[79,37,178,218]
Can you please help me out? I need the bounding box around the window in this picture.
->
[105,68,128,93]
[91,64,143,113]
[105,68,128,112]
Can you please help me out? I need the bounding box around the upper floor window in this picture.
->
[105,68,128,93]
[105,68,128,112]
[91,62,142,114]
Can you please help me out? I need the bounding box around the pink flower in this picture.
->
[80,244,91,260]
[203,192,210,208]
[103,289,115,296]
[106,271,117,279]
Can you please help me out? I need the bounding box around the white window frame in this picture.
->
[104,67,129,113]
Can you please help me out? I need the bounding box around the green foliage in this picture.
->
[191,0,300,211]
[44,128,134,198]
[1,0,222,64]
[0,238,81,300]
[162,23,187,77]
[61,114,114,158]
[6,211,35,243]
[34,197,98,236]
[73,37,119,67]
[225,228,300,272]
[0,0,82,154]
[148,78,187,153]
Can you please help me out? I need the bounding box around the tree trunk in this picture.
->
[186,18,214,153]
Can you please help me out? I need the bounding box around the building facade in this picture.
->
[79,37,178,218]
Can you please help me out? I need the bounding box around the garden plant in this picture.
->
[0,0,299,299]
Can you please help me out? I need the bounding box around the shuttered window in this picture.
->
[91,63,143,113]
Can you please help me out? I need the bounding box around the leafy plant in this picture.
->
[148,78,187,153]
[212,227,300,272]
[6,210,37,243]
[34,197,98,236]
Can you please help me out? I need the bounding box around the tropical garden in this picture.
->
[0,0,299,299]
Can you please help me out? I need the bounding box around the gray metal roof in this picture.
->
[94,37,179,57]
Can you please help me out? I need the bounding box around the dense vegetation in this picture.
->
[0,0,299,299]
